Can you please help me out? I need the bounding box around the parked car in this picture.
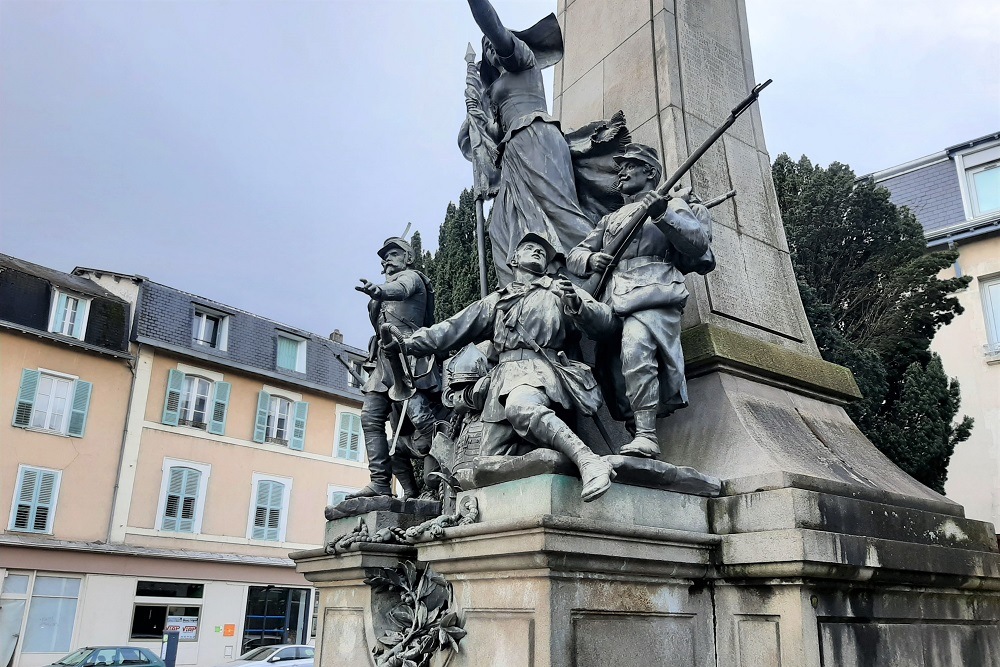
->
[218,645,314,667]
[47,647,165,667]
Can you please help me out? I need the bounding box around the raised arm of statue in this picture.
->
[466,0,515,58]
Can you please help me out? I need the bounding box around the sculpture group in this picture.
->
[344,0,730,507]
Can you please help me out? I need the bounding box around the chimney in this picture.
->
[330,329,344,343]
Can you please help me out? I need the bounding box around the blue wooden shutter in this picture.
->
[52,293,68,332]
[162,467,200,533]
[252,480,284,541]
[208,382,232,435]
[162,369,185,426]
[13,468,57,533]
[337,413,362,461]
[276,337,298,370]
[289,401,308,451]
[67,380,93,438]
[71,300,86,339]
[13,369,40,427]
[253,391,270,443]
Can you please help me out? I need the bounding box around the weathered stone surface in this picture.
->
[324,496,441,521]
[460,472,711,534]
[607,454,722,497]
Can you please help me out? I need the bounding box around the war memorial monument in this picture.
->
[291,1,1000,664]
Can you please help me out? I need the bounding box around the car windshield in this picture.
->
[55,649,94,666]
[238,647,276,661]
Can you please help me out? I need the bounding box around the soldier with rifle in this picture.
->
[568,144,714,458]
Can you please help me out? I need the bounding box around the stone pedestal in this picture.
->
[292,475,1000,667]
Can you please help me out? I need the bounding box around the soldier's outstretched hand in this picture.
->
[554,278,581,310]
[356,279,382,299]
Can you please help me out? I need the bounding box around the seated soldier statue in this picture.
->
[397,231,619,502]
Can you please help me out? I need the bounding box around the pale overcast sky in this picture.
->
[1,0,998,347]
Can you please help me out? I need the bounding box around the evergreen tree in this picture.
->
[425,189,497,321]
[772,153,973,491]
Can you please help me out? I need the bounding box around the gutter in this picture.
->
[926,218,1000,248]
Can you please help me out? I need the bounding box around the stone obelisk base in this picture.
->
[293,474,1000,667]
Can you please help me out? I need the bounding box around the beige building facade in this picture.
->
[2,256,371,667]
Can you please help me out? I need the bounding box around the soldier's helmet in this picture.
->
[446,344,490,386]
[377,236,415,263]
[507,229,563,268]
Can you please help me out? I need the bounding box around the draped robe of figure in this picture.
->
[458,14,631,286]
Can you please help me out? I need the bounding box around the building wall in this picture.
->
[938,235,1000,529]
[1,332,132,542]
[122,349,367,554]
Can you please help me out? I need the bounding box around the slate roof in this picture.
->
[863,132,1000,245]
[134,279,366,401]
[0,253,126,303]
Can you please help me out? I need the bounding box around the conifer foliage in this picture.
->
[422,188,497,321]
[772,154,973,492]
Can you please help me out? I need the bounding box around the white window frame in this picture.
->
[28,368,78,435]
[954,141,1000,221]
[246,473,292,543]
[327,484,359,507]
[179,375,213,428]
[276,333,307,373]
[47,289,92,341]
[154,458,211,534]
[191,305,230,351]
[334,410,365,462]
[3,571,83,655]
[981,274,1000,356]
[8,465,62,534]
[265,395,294,445]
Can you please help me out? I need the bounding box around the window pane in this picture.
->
[276,337,299,370]
[2,573,30,595]
[33,576,80,597]
[973,166,1000,215]
[131,605,167,640]
[23,596,78,652]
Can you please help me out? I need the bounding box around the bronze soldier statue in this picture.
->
[398,231,618,502]
[568,144,715,458]
[348,237,441,499]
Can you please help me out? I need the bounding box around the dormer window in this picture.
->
[48,290,91,340]
[276,334,307,373]
[191,306,229,351]
[954,141,1000,221]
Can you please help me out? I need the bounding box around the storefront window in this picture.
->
[131,605,201,642]
[22,576,80,653]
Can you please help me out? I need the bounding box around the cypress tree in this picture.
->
[772,154,973,491]
[425,189,497,321]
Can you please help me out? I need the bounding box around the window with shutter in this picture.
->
[47,290,91,341]
[252,479,286,541]
[336,413,363,462]
[276,335,306,372]
[10,466,60,533]
[12,370,89,437]
[161,467,201,533]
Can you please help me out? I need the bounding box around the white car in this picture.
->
[220,645,314,667]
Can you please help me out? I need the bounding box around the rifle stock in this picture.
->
[591,79,772,297]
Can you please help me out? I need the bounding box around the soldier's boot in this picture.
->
[392,459,421,500]
[536,413,615,502]
[619,410,661,458]
[345,483,392,499]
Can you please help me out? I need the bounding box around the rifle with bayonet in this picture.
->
[591,79,772,298]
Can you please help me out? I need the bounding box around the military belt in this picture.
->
[498,348,560,363]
